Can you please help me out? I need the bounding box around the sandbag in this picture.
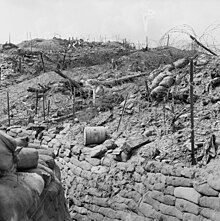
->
[17,148,39,170]
[39,154,55,169]
[0,130,17,172]
[53,163,61,181]
[17,172,45,195]
[150,85,168,99]
[0,173,35,221]
[173,57,189,68]
[38,163,55,179]
[37,148,55,158]
[159,75,174,88]
[24,168,52,187]
[15,136,29,147]
[28,143,48,149]
[151,71,168,90]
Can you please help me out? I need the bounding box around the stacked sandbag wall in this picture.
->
[1,126,70,221]
[6,125,220,221]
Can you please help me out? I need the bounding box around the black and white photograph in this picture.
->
[0,0,220,220]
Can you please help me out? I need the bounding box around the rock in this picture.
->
[207,174,220,191]
[174,187,201,204]
[199,196,220,211]
[194,182,219,196]
[175,198,199,215]
[90,144,107,158]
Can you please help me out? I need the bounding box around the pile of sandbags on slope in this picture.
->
[149,57,189,100]
[0,130,70,221]
[0,130,29,174]
[150,70,174,99]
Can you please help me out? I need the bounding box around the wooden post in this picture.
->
[30,32,32,52]
[0,67,1,88]
[146,36,148,49]
[167,34,170,47]
[40,53,45,72]
[47,99,50,116]
[117,93,129,132]
[190,59,196,165]
[72,87,76,123]
[43,92,45,121]
[145,79,150,101]
[35,91,38,115]
[19,57,22,73]
[7,91,10,126]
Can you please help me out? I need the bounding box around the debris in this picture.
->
[84,126,107,146]
[197,134,217,165]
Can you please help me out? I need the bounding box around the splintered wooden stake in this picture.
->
[19,57,22,73]
[72,87,76,122]
[190,59,196,165]
[35,91,38,115]
[40,53,45,72]
[117,93,129,132]
[47,99,50,116]
[167,34,170,47]
[43,92,45,120]
[0,67,1,87]
[7,91,10,126]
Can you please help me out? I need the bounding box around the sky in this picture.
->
[1,0,220,47]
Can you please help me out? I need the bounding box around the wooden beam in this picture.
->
[190,59,196,165]
[190,35,217,56]
[54,68,81,88]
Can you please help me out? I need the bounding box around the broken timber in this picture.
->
[190,35,217,56]
[102,72,149,87]
[54,68,81,88]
